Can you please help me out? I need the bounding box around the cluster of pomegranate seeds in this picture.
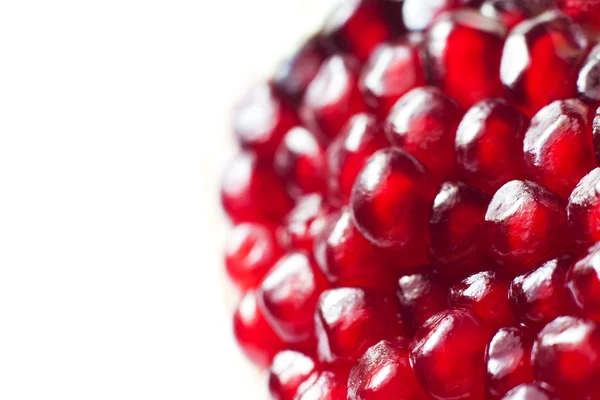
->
[222,1,600,398]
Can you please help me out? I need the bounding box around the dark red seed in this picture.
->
[315,288,405,365]
[225,222,283,291]
[258,252,328,346]
[501,383,553,400]
[397,273,449,332]
[426,10,507,109]
[486,326,535,398]
[385,87,463,182]
[578,44,600,102]
[233,292,286,368]
[500,11,589,117]
[567,242,600,322]
[275,126,328,197]
[485,180,569,274]
[268,351,316,400]
[567,167,600,248]
[234,84,299,158]
[402,0,483,31]
[455,99,528,195]
[221,152,293,223]
[450,270,515,330]
[480,0,534,29]
[429,182,490,278]
[410,308,493,400]
[350,147,437,248]
[278,194,329,253]
[556,0,600,28]
[347,338,430,400]
[294,370,348,400]
[523,99,596,199]
[360,41,426,119]
[532,316,600,398]
[325,113,389,206]
[302,55,367,139]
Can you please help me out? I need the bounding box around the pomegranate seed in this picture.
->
[258,252,328,346]
[402,0,483,31]
[578,44,600,102]
[234,84,299,158]
[523,99,596,199]
[313,210,404,291]
[278,194,329,253]
[347,338,429,400]
[302,55,367,139]
[501,383,552,400]
[410,308,493,400]
[455,99,528,195]
[325,113,389,206]
[350,147,437,248]
[480,0,534,29]
[532,316,600,398]
[427,10,506,109]
[397,272,449,332]
[275,126,328,197]
[233,292,286,368]
[322,0,395,63]
[556,0,600,28]
[509,256,575,327]
[221,152,293,223]
[486,326,535,398]
[500,10,589,117]
[385,87,462,182]
[450,270,515,329]
[429,182,490,278]
[567,168,600,248]
[273,36,329,105]
[360,41,426,119]
[567,242,600,322]
[315,288,405,365]
[225,222,283,291]
[294,370,347,400]
[485,180,569,274]
[268,351,316,400]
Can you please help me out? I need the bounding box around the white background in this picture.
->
[0,0,338,398]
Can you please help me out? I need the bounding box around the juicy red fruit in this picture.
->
[402,0,483,31]
[567,242,600,322]
[397,272,449,332]
[567,168,600,248]
[268,351,316,400]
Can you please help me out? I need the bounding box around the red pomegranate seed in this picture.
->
[274,126,328,197]
[556,0,600,28]
[429,182,491,278]
[485,180,569,274]
[385,87,463,182]
[347,338,430,400]
[397,273,449,332]
[225,222,283,291]
[500,10,589,117]
[410,308,493,400]
[501,383,552,400]
[455,99,528,195]
[322,0,395,63]
[258,252,328,346]
[486,326,535,398]
[402,0,483,31]
[234,84,299,158]
[578,44,600,102]
[313,210,404,291]
[509,256,575,327]
[278,194,329,253]
[315,288,405,365]
[523,99,596,199]
[480,0,534,29]
[532,316,600,398]
[221,152,293,223]
[567,242,600,322]
[273,36,329,105]
[450,270,515,330]
[567,168,600,248]
[426,10,506,109]
[360,41,426,119]
[233,292,286,368]
[268,351,316,400]
[325,113,389,206]
[294,370,348,400]
[350,147,437,248]
[302,55,367,139]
